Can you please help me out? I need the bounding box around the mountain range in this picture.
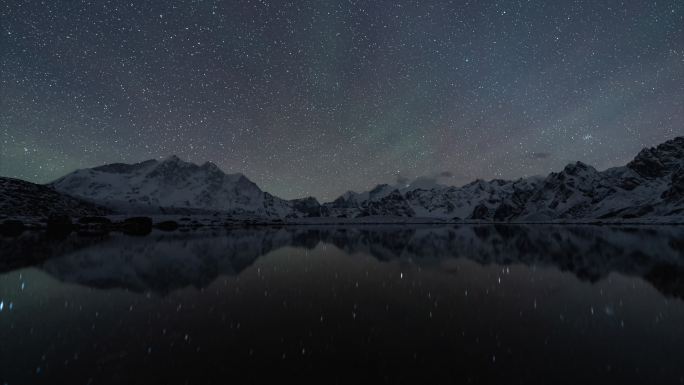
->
[2,136,683,222]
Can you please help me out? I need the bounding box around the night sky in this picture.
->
[1,0,682,201]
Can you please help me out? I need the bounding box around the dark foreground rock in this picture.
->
[0,220,25,237]
[78,216,113,225]
[46,215,73,238]
[0,177,111,218]
[121,217,153,235]
[155,220,179,231]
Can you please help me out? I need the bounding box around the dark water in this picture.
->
[1,225,684,384]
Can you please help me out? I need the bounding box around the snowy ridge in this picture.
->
[49,155,314,217]
[322,137,684,221]
[41,136,684,222]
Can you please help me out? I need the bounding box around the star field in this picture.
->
[1,0,683,200]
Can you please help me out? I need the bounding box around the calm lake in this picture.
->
[1,225,683,384]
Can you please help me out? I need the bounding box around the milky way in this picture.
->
[1,0,683,200]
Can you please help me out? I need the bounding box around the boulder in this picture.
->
[46,215,73,237]
[155,220,179,231]
[121,217,153,236]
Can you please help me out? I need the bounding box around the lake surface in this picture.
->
[1,225,683,384]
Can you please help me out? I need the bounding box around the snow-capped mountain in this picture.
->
[29,136,684,222]
[322,136,684,221]
[323,176,545,220]
[49,155,308,217]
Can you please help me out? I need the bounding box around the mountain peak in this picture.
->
[161,155,182,163]
[369,184,390,192]
[628,136,684,178]
[49,156,294,216]
[156,157,226,175]
[201,161,222,173]
[464,179,487,189]
[562,161,596,175]
[405,176,446,191]
[91,159,158,174]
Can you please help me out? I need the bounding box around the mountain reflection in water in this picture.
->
[2,225,683,297]
[0,225,683,384]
